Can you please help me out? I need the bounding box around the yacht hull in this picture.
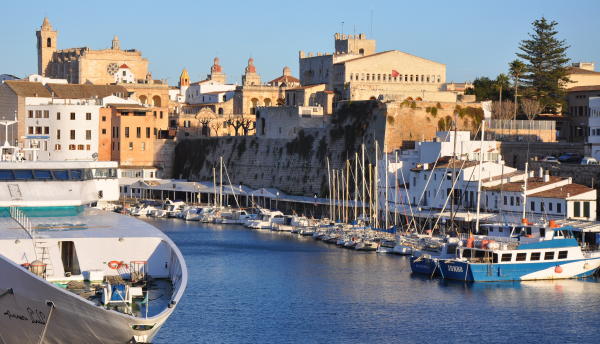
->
[439,258,600,282]
[0,255,173,344]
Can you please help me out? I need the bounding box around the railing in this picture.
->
[9,206,35,238]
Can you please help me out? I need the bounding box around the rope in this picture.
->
[38,301,55,344]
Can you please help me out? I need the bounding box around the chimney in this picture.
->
[543,170,550,182]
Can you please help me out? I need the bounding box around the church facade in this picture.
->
[36,18,149,85]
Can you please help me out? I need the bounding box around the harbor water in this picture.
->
[146,218,600,344]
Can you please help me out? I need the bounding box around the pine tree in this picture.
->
[516,17,570,113]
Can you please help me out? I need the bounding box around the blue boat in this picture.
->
[439,226,600,282]
[409,237,460,277]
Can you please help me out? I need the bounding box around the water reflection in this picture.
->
[144,218,600,344]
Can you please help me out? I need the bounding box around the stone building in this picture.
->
[36,17,149,85]
[299,33,456,102]
[567,62,600,88]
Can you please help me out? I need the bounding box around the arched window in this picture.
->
[264,98,271,106]
[366,74,370,81]
[410,75,414,82]
[250,98,259,114]
[47,38,52,48]
[421,75,425,83]
[139,95,147,104]
[359,48,365,54]
[218,107,224,115]
[152,95,162,107]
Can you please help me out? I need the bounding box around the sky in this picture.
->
[1,0,599,85]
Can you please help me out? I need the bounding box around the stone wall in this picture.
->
[499,142,585,169]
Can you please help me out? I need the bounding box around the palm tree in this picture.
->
[509,60,526,119]
[495,73,510,103]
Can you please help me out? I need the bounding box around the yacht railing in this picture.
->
[9,206,35,238]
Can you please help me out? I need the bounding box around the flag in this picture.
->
[391,70,400,77]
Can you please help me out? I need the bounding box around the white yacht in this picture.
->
[0,157,187,343]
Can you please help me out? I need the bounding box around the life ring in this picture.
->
[108,261,122,269]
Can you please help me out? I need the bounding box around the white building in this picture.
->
[114,64,136,84]
[184,80,236,105]
[379,131,597,222]
[588,97,600,159]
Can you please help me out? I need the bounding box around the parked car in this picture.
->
[580,157,599,165]
[558,153,582,164]
[541,156,559,163]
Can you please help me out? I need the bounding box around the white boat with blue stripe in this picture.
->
[439,225,600,282]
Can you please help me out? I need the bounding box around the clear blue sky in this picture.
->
[1,0,599,85]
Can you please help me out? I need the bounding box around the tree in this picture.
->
[521,98,543,121]
[496,74,510,103]
[509,59,526,119]
[467,77,497,101]
[492,100,517,120]
[516,17,570,113]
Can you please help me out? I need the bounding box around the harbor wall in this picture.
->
[172,100,482,196]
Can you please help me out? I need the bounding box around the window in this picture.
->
[70,130,75,140]
[77,144,84,150]
[44,127,49,135]
[28,110,33,118]
[530,252,541,261]
[558,251,568,259]
[549,202,553,212]
[584,202,590,218]
[544,251,555,260]
[34,170,52,180]
[86,113,92,120]
[102,116,106,122]
[510,196,514,206]
[43,110,49,118]
[503,196,507,205]
[141,142,145,151]
[14,170,33,180]
[69,144,76,150]
[128,142,133,150]
[516,253,527,261]
[35,110,42,118]
[136,127,141,138]
[531,201,535,211]
[574,201,581,217]
[541,202,545,212]
[501,253,512,262]
[86,144,91,150]
[54,144,61,150]
[101,128,107,134]
[557,203,562,213]
[28,127,33,135]
[35,127,42,135]
[70,112,76,120]
[52,170,68,180]
[125,127,130,138]
[86,130,91,140]
[146,127,150,138]
[57,112,61,120]
[160,111,163,119]
[516,197,520,206]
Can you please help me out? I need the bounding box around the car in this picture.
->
[580,157,599,165]
[541,156,559,163]
[558,153,582,163]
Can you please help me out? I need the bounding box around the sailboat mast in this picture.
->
[474,121,485,232]
[368,163,372,226]
[354,152,359,221]
[374,141,379,229]
[219,156,223,207]
[385,148,389,230]
[327,157,332,220]
[212,167,217,207]
[522,162,529,220]
[345,160,350,223]
[361,144,366,221]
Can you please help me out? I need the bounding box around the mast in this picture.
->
[368,163,373,226]
[219,156,223,207]
[212,167,217,207]
[345,160,350,223]
[385,148,389,230]
[332,169,336,222]
[394,151,399,227]
[374,140,379,229]
[361,144,366,221]
[327,157,332,220]
[474,121,485,233]
[354,152,359,221]
[522,162,529,220]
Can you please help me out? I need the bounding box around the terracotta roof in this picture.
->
[486,171,525,182]
[529,184,595,199]
[567,85,600,92]
[120,64,129,69]
[567,67,600,75]
[46,84,129,99]
[484,176,563,192]
[268,75,300,84]
[4,80,52,97]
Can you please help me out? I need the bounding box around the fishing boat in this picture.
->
[439,224,600,282]
[409,237,460,276]
[0,158,187,343]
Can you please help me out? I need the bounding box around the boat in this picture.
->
[246,210,285,229]
[0,157,187,343]
[439,225,600,282]
[409,237,460,276]
[376,240,396,253]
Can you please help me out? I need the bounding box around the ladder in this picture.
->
[7,184,22,200]
[34,241,54,279]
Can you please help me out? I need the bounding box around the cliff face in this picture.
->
[173,101,386,196]
[172,100,482,196]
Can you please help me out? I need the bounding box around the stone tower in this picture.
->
[208,57,226,83]
[111,35,120,50]
[242,58,261,86]
[334,33,376,56]
[36,17,57,76]
[179,68,190,88]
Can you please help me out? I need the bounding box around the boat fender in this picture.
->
[555,265,563,273]
[108,261,122,269]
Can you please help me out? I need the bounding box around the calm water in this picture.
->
[145,218,600,344]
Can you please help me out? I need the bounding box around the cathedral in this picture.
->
[36,17,149,85]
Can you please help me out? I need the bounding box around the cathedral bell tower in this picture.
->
[36,17,57,76]
[242,58,261,86]
[208,57,226,84]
